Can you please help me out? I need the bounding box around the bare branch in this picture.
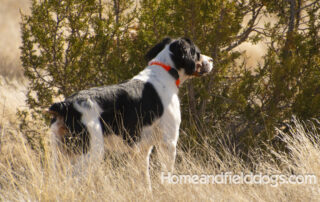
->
[297,0,318,12]
[283,0,296,57]
[224,5,263,52]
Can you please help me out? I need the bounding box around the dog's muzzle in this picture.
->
[193,54,214,77]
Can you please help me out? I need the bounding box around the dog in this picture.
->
[49,37,214,188]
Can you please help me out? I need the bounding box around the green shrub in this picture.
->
[20,0,320,155]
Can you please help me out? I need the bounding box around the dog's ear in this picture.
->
[181,37,192,44]
[145,37,172,61]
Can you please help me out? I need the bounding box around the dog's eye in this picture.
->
[190,48,195,55]
[197,52,200,60]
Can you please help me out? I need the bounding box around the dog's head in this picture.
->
[145,37,214,83]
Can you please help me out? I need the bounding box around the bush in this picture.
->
[20,0,320,155]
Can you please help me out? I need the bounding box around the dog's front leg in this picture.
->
[129,125,156,191]
[157,120,179,173]
[158,135,177,173]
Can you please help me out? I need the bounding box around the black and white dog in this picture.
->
[49,37,213,186]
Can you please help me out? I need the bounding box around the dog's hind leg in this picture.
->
[73,101,105,176]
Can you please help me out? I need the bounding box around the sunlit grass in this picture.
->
[0,115,319,201]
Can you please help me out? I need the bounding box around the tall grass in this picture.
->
[0,116,319,201]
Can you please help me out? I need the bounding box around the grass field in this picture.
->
[0,115,319,201]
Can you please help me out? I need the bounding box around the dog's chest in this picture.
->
[133,67,181,123]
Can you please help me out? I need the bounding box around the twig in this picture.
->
[0,98,6,148]
[224,5,263,52]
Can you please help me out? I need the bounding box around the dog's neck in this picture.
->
[133,65,178,91]
[148,61,180,87]
[148,45,190,85]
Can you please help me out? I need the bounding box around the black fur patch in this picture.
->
[169,38,201,75]
[97,80,164,144]
[145,37,172,61]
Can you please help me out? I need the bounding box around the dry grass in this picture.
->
[0,115,319,201]
[0,0,30,126]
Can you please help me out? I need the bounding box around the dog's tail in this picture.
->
[48,102,69,117]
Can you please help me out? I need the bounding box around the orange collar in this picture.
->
[149,61,180,87]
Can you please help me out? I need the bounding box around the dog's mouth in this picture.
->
[193,63,211,77]
[193,71,206,77]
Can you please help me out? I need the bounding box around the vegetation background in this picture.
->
[1,0,320,201]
